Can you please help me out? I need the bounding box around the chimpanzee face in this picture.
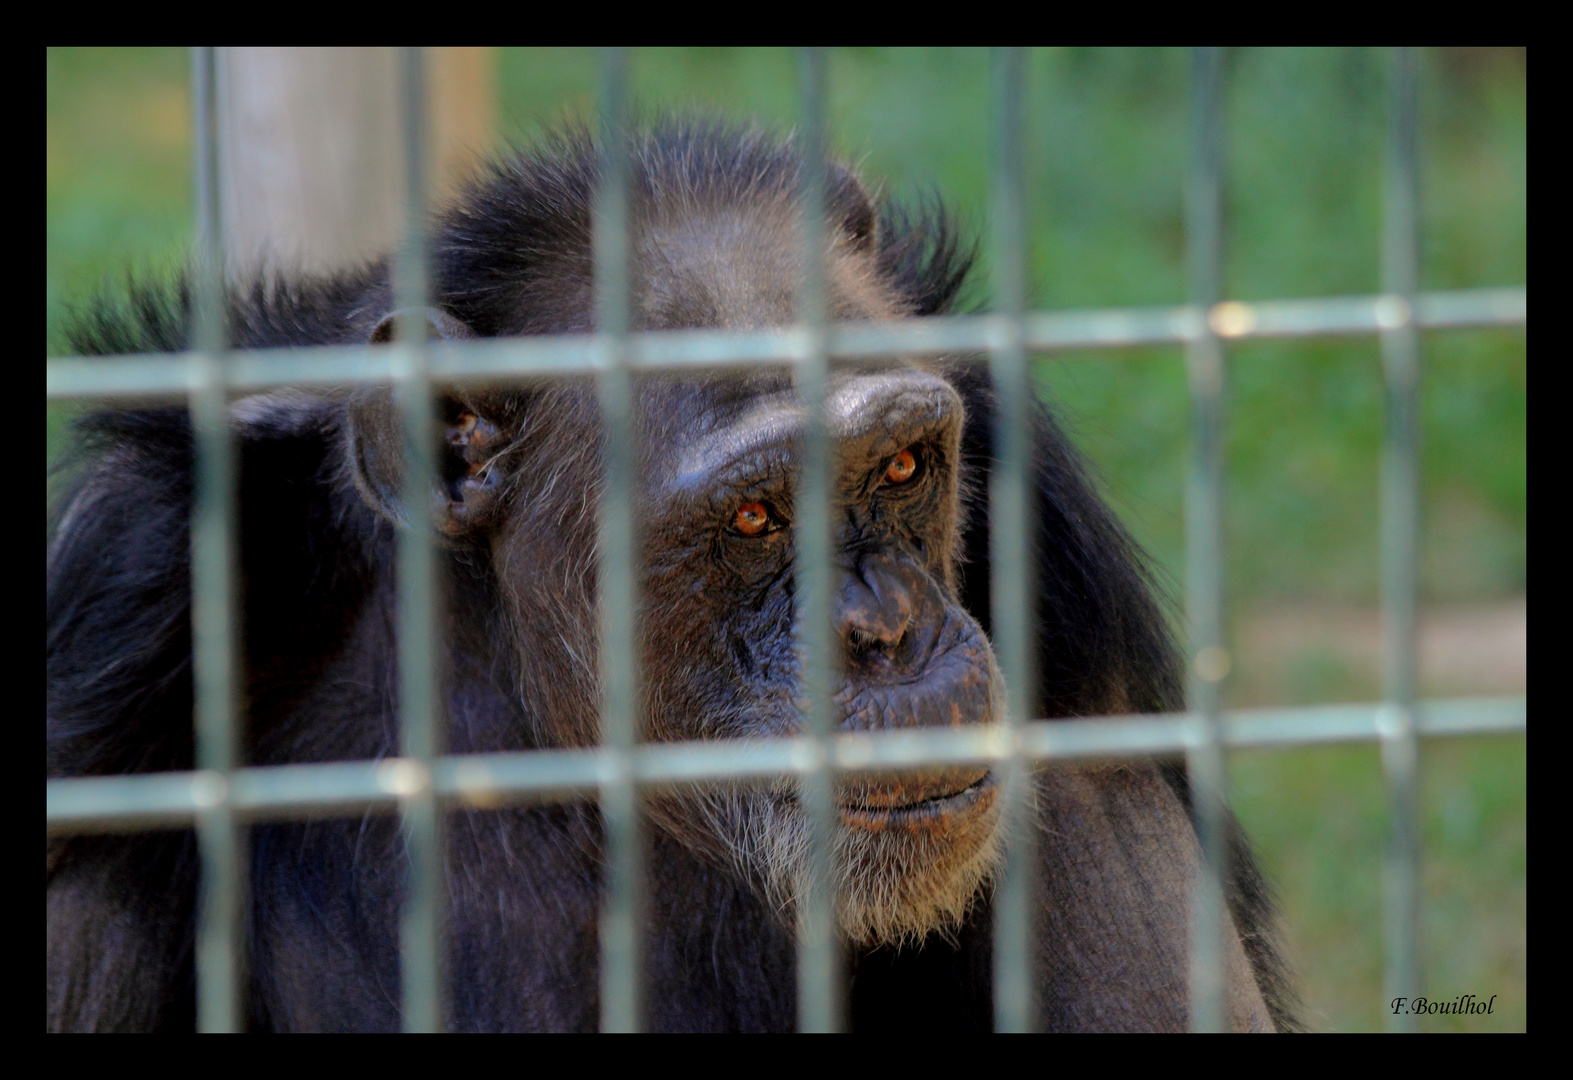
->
[349,159,1005,945]
[629,368,1005,944]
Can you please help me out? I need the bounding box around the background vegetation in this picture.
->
[46,47,1526,1031]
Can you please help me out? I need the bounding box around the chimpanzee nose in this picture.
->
[836,553,917,662]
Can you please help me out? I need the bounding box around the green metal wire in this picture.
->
[47,697,1527,835]
[46,288,1524,401]
[189,44,246,1036]
[45,47,1528,1035]
[593,44,644,1035]
[793,44,843,1035]
[1184,44,1229,1034]
[1380,45,1423,1035]
[392,46,445,1035]
[987,45,1038,1034]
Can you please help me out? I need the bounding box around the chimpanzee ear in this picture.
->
[367,306,476,346]
[344,387,410,528]
[347,307,499,537]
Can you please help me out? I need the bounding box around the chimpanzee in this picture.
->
[46,120,1295,1031]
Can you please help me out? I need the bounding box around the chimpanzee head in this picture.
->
[346,121,1003,945]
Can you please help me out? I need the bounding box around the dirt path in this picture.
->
[1229,597,1526,706]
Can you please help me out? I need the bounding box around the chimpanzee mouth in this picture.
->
[838,769,995,831]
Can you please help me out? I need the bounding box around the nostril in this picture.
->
[836,556,916,661]
[845,621,906,670]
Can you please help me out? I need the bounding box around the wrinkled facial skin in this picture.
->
[635,368,1006,946]
[461,187,1007,945]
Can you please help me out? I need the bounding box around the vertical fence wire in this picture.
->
[594,45,644,1034]
[987,46,1038,1034]
[71,44,1497,1035]
[190,45,246,1035]
[1380,45,1422,1034]
[393,46,445,1034]
[793,45,843,1034]
[1184,45,1229,1033]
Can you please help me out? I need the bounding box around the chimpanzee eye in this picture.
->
[733,501,772,536]
[884,448,918,485]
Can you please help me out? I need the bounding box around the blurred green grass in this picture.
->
[46,47,1527,1031]
[1231,735,1526,1031]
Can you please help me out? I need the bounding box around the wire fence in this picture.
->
[45,47,1527,1032]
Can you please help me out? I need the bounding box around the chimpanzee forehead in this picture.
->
[646,367,962,501]
[637,374,795,466]
[633,207,798,332]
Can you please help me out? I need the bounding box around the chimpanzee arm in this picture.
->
[47,410,200,1031]
[948,366,1292,1031]
[1034,763,1273,1032]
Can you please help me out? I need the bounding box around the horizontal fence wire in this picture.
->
[47,696,1528,834]
[45,47,1526,1033]
[46,289,1526,400]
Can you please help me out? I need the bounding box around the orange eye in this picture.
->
[734,502,771,536]
[884,448,918,485]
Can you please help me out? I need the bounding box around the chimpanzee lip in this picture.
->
[838,769,995,829]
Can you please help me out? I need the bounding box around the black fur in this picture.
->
[47,120,1294,1031]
